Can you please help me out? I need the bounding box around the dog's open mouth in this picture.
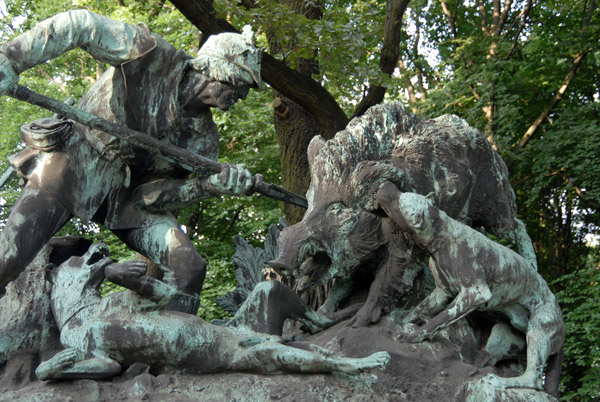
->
[85,243,110,266]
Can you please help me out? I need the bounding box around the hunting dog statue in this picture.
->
[375,182,564,396]
[35,243,390,380]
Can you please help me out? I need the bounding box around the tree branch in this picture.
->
[516,0,595,151]
[352,0,411,118]
[439,0,457,37]
[495,0,513,36]
[547,168,600,209]
[148,0,167,20]
[168,0,349,138]
[506,0,534,60]
[219,205,244,242]
[409,20,429,100]
[478,0,488,34]
[517,52,586,150]
[491,0,501,35]
[35,66,68,94]
[397,59,417,112]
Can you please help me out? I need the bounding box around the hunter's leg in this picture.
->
[0,185,72,290]
[36,348,121,381]
[112,214,206,314]
[230,341,390,374]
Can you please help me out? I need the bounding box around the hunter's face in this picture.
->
[200,80,250,111]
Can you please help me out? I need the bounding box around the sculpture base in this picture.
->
[0,318,557,402]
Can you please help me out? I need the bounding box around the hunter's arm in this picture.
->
[133,164,254,212]
[0,9,156,74]
[132,178,211,212]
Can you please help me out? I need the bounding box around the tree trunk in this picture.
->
[351,0,411,118]
[268,0,323,225]
[273,96,319,224]
[398,59,417,113]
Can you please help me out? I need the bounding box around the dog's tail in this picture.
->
[544,344,564,397]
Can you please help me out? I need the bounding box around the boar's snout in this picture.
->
[270,223,310,276]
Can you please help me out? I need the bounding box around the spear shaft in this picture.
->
[7,84,308,208]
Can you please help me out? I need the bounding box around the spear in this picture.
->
[6,84,308,209]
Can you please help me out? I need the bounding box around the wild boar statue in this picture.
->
[270,102,536,327]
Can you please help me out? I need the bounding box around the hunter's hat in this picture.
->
[191,26,262,89]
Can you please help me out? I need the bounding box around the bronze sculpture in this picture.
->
[271,103,537,327]
[0,10,261,314]
[36,242,390,380]
[0,10,566,400]
[375,184,564,396]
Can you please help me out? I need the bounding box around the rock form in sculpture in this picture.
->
[36,242,390,380]
[218,222,285,316]
[375,184,564,396]
[271,102,536,327]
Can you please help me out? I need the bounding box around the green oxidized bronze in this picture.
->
[35,243,389,380]
[0,10,567,400]
[375,185,564,395]
[271,102,537,326]
[0,10,262,314]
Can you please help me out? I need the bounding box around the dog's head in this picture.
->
[394,192,440,246]
[47,242,113,330]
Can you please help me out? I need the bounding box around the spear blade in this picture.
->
[250,174,308,209]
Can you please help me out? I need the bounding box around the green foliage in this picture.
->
[515,101,600,279]
[553,254,600,400]
[400,1,600,395]
[215,0,403,114]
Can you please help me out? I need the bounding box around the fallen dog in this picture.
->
[36,243,390,380]
[375,182,564,396]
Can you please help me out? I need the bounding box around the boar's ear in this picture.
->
[351,161,406,211]
[307,136,326,168]
[348,211,385,260]
[409,209,426,230]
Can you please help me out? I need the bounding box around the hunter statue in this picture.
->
[0,10,262,314]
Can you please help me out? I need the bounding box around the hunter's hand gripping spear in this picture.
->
[7,84,308,209]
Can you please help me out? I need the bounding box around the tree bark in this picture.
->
[397,59,417,112]
[439,0,457,37]
[273,96,318,224]
[268,0,322,225]
[477,0,513,137]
